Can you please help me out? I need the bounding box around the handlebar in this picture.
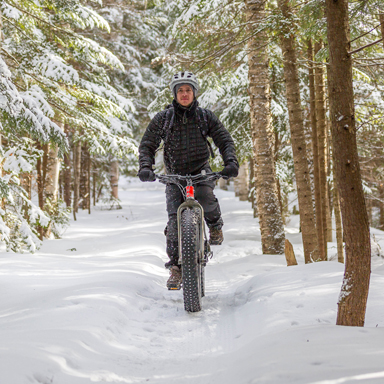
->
[155,171,223,186]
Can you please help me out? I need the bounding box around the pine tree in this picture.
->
[1,0,138,251]
[326,0,371,326]
[277,0,319,263]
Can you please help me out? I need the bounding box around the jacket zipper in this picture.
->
[184,111,191,172]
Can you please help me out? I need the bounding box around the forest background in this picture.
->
[0,0,383,326]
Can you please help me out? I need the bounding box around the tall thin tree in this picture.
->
[278,0,319,262]
[314,41,329,257]
[245,0,285,254]
[326,0,371,326]
[308,40,326,261]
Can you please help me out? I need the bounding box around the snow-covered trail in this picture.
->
[1,178,384,384]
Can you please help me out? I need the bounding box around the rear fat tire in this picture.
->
[180,208,203,312]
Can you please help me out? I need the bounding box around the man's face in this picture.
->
[176,84,194,107]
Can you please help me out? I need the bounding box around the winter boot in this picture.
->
[167,266,182,290]
[209,227,223,245]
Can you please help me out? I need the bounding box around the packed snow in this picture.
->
[1,178,384,384]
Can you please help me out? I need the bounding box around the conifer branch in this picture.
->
[2,15,41,50]
[349,39,383,55]
[6,0,80,39]
[1,47,20,65]
[349,24,381,44]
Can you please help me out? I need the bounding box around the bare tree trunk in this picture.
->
[93,164,96,206]
[334,178,344,263]
[88,152,91,214]
[73,141,81,221]
[45,145,60,201]
[326,0,371,326]
[380,184,384,230]
[314,41,329,257]
[218,178,228,190]
[0,7,2,50]
[80,144,90,210]
[380,14,384,49]
[64,151,71,207]
[249,156,257,218]
[44,144,61,237]
[278,0,319,263]
[36,143,49,239]
[245,0,285,254]
[366,195,372,226]
[63,125,71,207]
[327,128,333,242]
[308,40,325,260]
[234,162,249,201]
[331,139,344,263]
[110,159,119,199]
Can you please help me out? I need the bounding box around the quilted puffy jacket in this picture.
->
[139,99,238,175]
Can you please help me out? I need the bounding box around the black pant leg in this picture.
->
[194,185,223,229]
[165,184,184,266]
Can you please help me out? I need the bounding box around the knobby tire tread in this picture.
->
[180,208,202,312]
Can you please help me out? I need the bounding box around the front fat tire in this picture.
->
[180,208,202,312]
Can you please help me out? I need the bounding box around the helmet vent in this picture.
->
[169,71,199,94]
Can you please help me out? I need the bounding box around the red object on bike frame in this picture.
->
[186,186,194,198]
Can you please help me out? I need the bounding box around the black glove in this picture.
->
[138,167,156,182]
[221,162,239,179]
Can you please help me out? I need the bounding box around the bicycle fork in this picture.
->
[176,186,205,266]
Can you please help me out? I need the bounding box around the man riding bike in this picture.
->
[138,71,239,289]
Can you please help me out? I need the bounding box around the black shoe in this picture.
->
[167,266,182,290]
[209,227,223,245]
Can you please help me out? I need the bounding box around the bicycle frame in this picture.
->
[156,171,221,310]
[156,171,221,266]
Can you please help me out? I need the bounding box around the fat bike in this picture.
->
[156,171,223,312]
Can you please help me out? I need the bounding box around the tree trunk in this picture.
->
[110,159,119,199]
[380,184,384,230]
[326,0,371,326]
[334,178,344,263]
[331,138,344,263]
[218,178,228,190]
[45,145,60,201]
[249,156,257,218]
[0,7,2,50]
[278,0,319,263]
[63,125,71,207]
[80,144,90,210]
[44,144,61,238]
[314,41,329,257]
[93,164,97,206]
[234,162,249,201]
[88,151,91,214]
[380,14,384,49]
[366,195,372,226]
[36,143,49,239]
[245,0,285,254]
[327,128,333,242]
[308,40,325,261]
[73,141,81,221]
[63,151,71,207]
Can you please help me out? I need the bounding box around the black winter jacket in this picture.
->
[139,100,238,175]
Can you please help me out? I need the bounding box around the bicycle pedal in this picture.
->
[168,286,182,290]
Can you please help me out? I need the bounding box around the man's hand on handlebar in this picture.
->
[138,167,156,182]
[220,162,239,180]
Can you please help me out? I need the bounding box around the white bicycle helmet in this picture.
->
[169,71,199,97]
